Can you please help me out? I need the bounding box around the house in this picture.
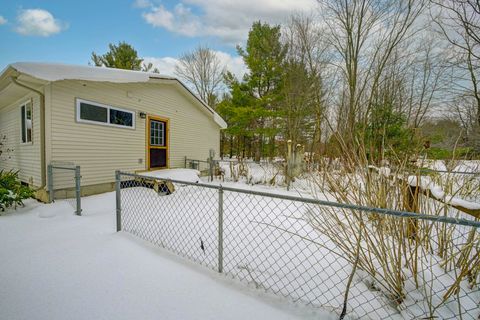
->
[0,62,227,201]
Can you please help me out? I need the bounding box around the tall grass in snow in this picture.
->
[308,141,479,318]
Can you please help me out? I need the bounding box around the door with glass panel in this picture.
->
[148,116,168,169]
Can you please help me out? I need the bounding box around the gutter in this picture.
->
[10,76,47,190]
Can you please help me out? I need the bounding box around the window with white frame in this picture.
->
[76,98,135,129]
[20,101,33,143]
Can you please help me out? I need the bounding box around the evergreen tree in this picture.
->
[235,21,287,160]
[91,41,158,72]
[217,72,257,158]
[363,103,415,163]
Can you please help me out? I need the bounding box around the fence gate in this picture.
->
[47,163,82,216]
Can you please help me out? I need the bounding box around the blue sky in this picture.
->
[0,0,316,76]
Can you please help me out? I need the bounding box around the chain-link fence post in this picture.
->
[115,170,122,232]
[286,140,292,191]
[184,156,187,169]
[218,185,224,273]
[47,164,54,203]
[74,166,82,216]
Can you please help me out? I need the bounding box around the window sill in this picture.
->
[76,119,136,130]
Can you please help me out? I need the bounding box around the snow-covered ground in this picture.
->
[120,184,406,319]
[139,168,201,183]
[0,193,332,320]
[2,166,478,320]
[414,160,480,205]
[407,175,480,210]
[128,168,479,320]
[419,159,480,173]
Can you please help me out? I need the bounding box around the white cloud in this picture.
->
[142,4,201,37]
[213,51,247,80]
[142,56,179,76]
[142,5,174,29]
[133,0,152,8]
[0,15,7,25]
[15,9,66,37]
[143,50,247,80]
[139,0,317,44]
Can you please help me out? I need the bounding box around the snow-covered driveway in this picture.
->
[0,192,330,320]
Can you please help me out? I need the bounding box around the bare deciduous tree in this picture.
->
[283,14,331,159]
[320,0,426,136]
[175,46,226,107]
[380,36,448,128]
[431,0,480,144]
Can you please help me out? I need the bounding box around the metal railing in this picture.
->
[185,157,217,181]
[47,163,82,216]
[115,171,479,320]
[420,168,480,175]
[185,157,283,180]
[185,158,212,172]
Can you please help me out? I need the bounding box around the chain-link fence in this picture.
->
[47,163,81,215]
[115,171,479,320]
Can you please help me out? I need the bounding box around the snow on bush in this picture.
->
[0,170,35,212]
[308,159,479,319]
[408,175,480,210]
[220,160,285,186]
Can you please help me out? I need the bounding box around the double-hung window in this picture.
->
[76,98,135,129]
[20,101,33,143]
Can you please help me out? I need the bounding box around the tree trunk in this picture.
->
[269,134,276,160]
[220,131,224,159]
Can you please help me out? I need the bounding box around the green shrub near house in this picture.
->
[0,170,35,212]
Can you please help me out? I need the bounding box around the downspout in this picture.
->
[10,76,47,190]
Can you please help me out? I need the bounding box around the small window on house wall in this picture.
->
[20,101,32,143]
[76,98,135,129]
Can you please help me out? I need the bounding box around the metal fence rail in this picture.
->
[419,168,480,176]
[115,171,479,320]
[47,163,82,215]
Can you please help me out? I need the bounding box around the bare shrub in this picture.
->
[307,140,479,318]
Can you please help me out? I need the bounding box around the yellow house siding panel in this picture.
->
[0,93,42,187]
[50,80,220,187]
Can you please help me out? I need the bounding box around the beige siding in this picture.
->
[0,93,42,186]
[50,80,220,187]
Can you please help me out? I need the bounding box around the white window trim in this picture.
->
[20,100,33,145]
[75,98,136,130]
